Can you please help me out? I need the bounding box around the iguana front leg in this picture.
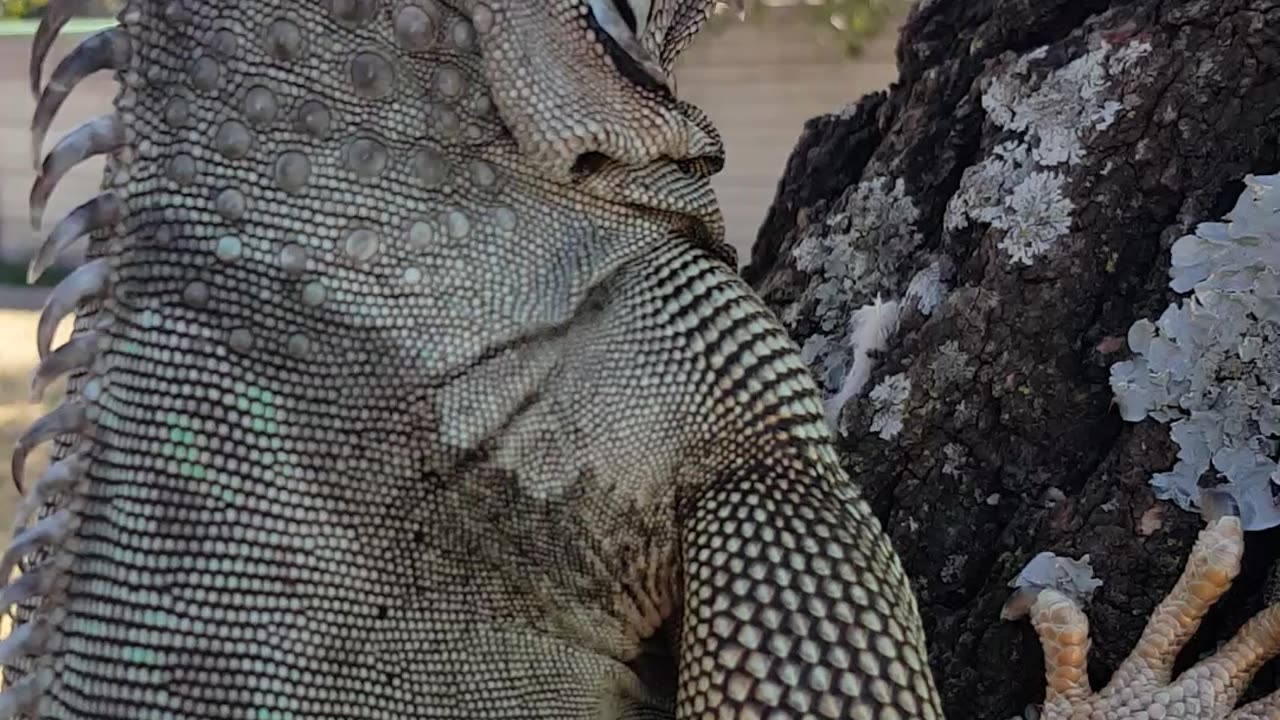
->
[677,451,943,719]
[1005,508,1280,719]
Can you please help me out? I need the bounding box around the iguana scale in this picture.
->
[1,0,1278,718]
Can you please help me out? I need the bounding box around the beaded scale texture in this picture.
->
[0,0,1277,719]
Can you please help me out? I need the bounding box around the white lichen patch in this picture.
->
[869,372,911,440]
[999,171,1075,264]
[1008,551,1104,604]
[942,442,969,478]
[1110,172,1280,531]
[790,177,926,393]
[947,36,1154,265]
[904,260,949,316]
[929,340,976,388]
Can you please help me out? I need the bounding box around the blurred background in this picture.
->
[0,0,905,528]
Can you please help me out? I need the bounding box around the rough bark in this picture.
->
[743,0,1280,717]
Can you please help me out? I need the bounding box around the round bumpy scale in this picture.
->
[346,138,389,178]
[191,56,219,92]
[402,267,423,284]
[216,235,244,263]
[214,121,252,159]
[164,2,192,24]
[301,281,327,308]
[279,244,308,275]
[472,4,494,34]
[394,6,435,50]
[407,221,435,250]
[215,189,246,221]
[331,0,376,24]
[351,52,395,99]
[244,86,280,126]
[469,160,496,188]
[413,148,448,187]
[450,18,475,49]
[433,107,460,137]
[436,67,465,98]
[182,281,211,308]
[169,155,196,185]
[344,229,380,264]
[297,101,332,139]
[446,211,470,239]
[229,328,254,353]
[265,19,305,61]
[494,207,517,232]
[164,97,190,127]
[275,152,311,193]
[287,333,312,358]
[211,29,238,58]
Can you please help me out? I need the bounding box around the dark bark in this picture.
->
[743,0,1280,717]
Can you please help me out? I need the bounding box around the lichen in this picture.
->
[869,372,911,440]
[929,340,976,389]
[942,442,968,478]
[1109,172,1280,531]
[789,176,926,392]
[1009,552,1104,604]
[947,36,1153,265]
[904,260,949,316]
[998,171,1075,264]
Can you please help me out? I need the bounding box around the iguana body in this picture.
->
[0,1,1277,718]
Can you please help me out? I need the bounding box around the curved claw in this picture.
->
[30,113,125,231]
[0,511,74,583]
[31,27,130,171]
[11,402,88,494]
[29,194,123,284]
[37,258,109,361]
[0,614,51,666]
[30,331,100,403]
[13,450,89,531]
[29,0,88,97]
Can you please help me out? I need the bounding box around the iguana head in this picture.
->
[476,0,738,179]
[2,0,740,717]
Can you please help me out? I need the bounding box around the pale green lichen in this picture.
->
[1109,173,1280,531]
[868,372,911,440]
[941,442,968,479]
[946,37,1153,266]
[904,260,947,316]
[1009,552,1104,603]
[929,340,976,389]
[790,177,928,392]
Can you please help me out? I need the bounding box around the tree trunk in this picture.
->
[742,0,1280,717]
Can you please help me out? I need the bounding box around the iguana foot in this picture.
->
[1004,510,1280,719]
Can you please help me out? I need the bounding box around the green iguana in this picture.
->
[2,0,1278,717]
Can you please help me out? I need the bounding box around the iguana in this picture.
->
[1,0,1277,718]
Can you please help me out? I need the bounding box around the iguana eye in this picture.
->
[612,0,653,36]
[587,0,667,88]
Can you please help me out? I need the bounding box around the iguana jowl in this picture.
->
[2,0,1279,718]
